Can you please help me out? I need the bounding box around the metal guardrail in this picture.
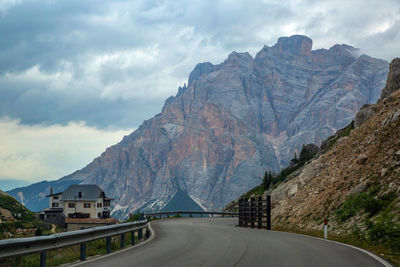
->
[0,219,149,266]
[145,211,239,218]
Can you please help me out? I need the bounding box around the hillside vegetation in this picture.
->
[0,190,40,239]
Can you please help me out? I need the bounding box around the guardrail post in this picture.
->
[120,233,125,248]
[131,230,135,245]
[80,243,86,261]
[40,251,47,267]
[266,195,271,230]
[138,228,143,240]
[106,236,112,254]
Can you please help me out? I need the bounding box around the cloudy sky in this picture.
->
[0,0,399,186]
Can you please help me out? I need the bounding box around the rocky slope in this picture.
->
[269,62,400,233]
[8,35,389,218]
[229,59,400,244]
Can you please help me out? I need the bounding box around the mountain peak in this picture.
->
[188,62,215,87]
[274,35,313,56]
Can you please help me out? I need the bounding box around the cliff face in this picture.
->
[381,58,400,100]
[8,35,389,217]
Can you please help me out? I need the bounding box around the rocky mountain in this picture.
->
[8,35,389,218]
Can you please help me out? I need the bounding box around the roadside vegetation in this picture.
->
[334,183,400,264]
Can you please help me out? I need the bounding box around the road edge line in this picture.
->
[273,230,393,267]
[68,222,156,267]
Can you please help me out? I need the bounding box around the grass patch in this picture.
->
[334,184,400,262]
[242,184,265,198]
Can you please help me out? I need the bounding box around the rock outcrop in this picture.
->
[381,58,400,100]
[8,35,389,218]
[354,104,377,127]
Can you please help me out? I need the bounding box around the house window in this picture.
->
[98,212,101,218]
[78,192,82,198]
[53,196,59,200]
[84,203,91,208]
[97,203,102,208]
[52,203,58,207]
[68,203,75,208]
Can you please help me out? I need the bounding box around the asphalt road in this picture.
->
[75,218,389,267]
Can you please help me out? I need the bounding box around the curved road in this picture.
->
[75,218,389,267]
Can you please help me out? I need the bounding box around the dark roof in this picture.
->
[45,192,62,197]
[62,184,105,201]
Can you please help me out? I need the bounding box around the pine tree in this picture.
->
[262,171,273,190]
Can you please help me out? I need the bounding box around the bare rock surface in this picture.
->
[7,36,389,218]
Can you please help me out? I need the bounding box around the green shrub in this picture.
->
[35,227,42,236]
[127,212,143,222]
[335,185,396,222]
[365,213,400,251]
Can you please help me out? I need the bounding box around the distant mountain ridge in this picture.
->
[0,179,30,191]
[8,35,389,218]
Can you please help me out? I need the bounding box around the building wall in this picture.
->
[95,198,103,218]
[63,201,96,218]
[49,195,61,208]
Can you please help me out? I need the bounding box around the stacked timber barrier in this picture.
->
[238,195,271,230]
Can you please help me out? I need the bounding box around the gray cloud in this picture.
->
[0,0,399,129]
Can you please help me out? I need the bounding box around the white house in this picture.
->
[46,184,112,219]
